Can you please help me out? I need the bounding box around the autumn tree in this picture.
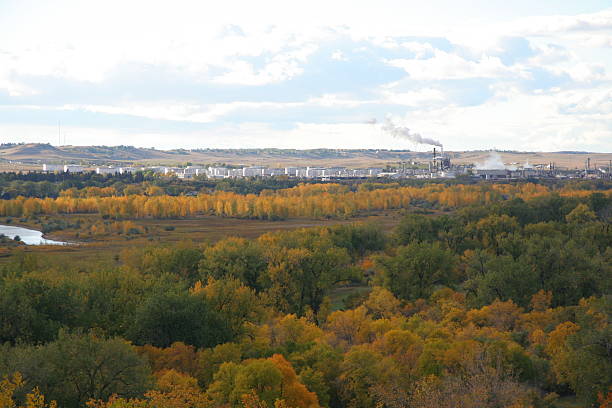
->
[0,373,57,408]
[207,355,319,408]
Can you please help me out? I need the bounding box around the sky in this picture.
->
[0,0,611,152]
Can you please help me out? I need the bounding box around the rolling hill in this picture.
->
[0,143,610,169]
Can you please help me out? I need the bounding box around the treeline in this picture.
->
[0,190,611,407]
[0,182,606,220]
[0,172,310,199]
[3,169,608,200]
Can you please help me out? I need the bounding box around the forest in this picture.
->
[0,178,610,408]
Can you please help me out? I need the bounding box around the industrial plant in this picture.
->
[40,149,612,181]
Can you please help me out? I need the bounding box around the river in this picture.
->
[0,225,67,245]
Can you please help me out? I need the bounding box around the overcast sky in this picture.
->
[1,0,611,151]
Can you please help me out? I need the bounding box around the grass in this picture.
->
[1,210,405,267]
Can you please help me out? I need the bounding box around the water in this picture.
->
[0,225,67,245]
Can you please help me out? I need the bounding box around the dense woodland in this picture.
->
[0,178,610,408]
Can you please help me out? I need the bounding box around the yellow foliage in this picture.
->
[325,306,374,348]
[2,183,605,220]
[0,374,57,408]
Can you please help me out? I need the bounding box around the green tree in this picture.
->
[127,292,230,348]
[264,245,351,318]
[548,298,612,406]
[565,203,597,224]
[375,242,456,301]
[199,238,267,290]
[0,277,80,344]
[193,277,266,340]
[463,254,537,307]
[2,331,151,408]
[395,214,437,245]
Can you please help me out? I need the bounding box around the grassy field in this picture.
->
[1,210,406,268]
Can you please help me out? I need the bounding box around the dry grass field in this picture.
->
[1,210,406,267]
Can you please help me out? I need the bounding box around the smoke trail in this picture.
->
[381,118,442,148]
[475,151,506,170]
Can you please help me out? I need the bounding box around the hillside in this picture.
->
[0,143,610,169]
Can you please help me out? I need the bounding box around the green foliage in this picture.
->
[0,331,151,408]
[0,277,80,344]
[328,223,387,258]
[127,292,231,348]
[199,238,267,290]
[123,243,203,282]
[395,214,439,244]
[375,242,456,301]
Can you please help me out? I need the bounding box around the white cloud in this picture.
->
[510,9,612,36]
[558,87,612,115]
[387,51,525,80]
[581,34,612,48]
[391,85,612,152]
[331,50,347,61]
[399,41,435,59]
[0,1,611,151]
[380,88,446,107]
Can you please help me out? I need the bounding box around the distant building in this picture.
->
[284,167,300,176]
[379,172,401,178]
[323,167,347,177]
[64,165,84,173]
[473,169,509,179]
[438,171,456,178]
[306,167,326,178]
[243,166,265,177]
[264,168,285,177]
[96,166,119,175]
[42,164,64,172]
[351,169,369,177]
[147,166,166,174]
[164,167,180,175]
[208,167,230,178]
[119,167,138,174]
[228,168,243,178]
[184,166,205,176]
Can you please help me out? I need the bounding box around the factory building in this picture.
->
[64,165,84,173]
[243,166,265,177]
[472,169,510,179]
[96,166,119,175]
[42,164,64,172]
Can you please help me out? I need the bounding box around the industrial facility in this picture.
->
[40,150,612,181]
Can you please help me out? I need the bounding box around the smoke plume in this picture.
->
[475,151,506,170]
[381,118,442,148]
